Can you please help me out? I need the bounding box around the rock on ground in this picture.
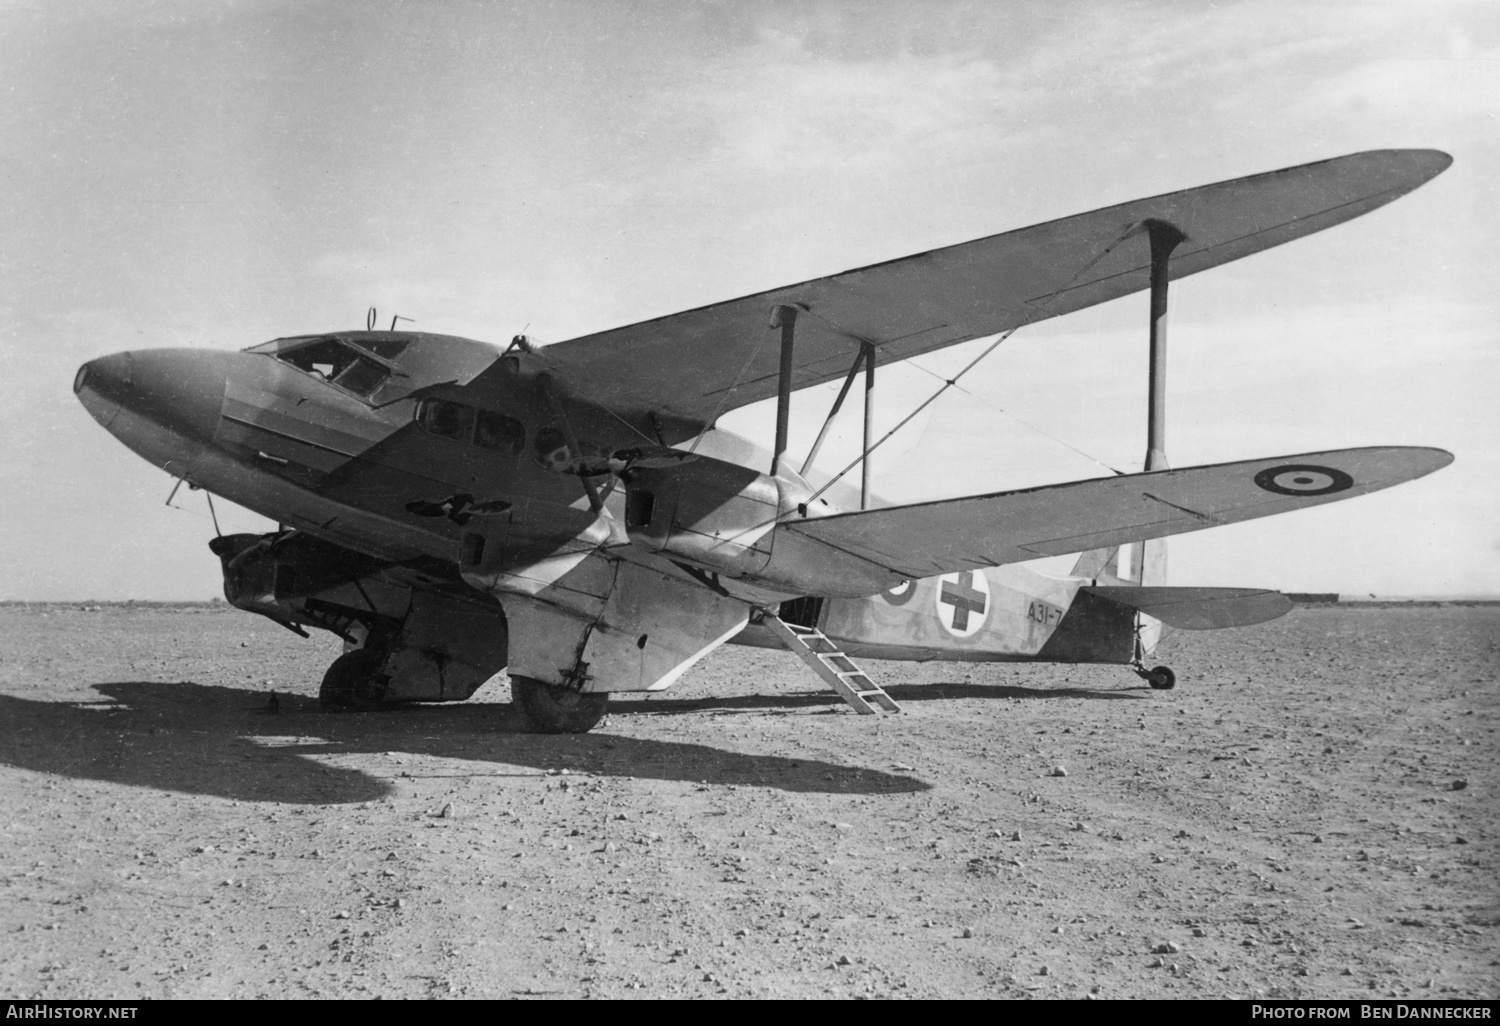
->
[0,602,1496,999]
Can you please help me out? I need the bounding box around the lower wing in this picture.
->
[783,446,1452,584]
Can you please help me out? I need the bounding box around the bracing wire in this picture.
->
[521,218,1142,499]
[506,334,661,448]
[767,220,1142,520]
[790,327,1023,509]
[901,356,1127,477]
[687,329,773,456]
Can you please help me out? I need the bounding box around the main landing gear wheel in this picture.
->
[319,649,390,711]
[511,676,609,734]
[1141,665,1176,691]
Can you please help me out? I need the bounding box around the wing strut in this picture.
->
[1135,219,1183,590]
[1144,219,1186,473]
[861,339,875,510]
[799,343,867,478]
[1071,218,1184,583]
[770,305,798,476]
[778,219,1156,522]
[798,338,880,509]
[774,303,881,507]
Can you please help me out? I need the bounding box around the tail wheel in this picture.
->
[511,676,608,734]
[319,649,390,711]
[1146,665,1176,691]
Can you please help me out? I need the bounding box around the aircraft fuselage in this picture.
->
[75,330,1150,700]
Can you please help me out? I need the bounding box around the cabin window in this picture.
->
[416,399,528,456]
[533,426,572,468]
[275,338,391,398]
[474,410,525,455]
[416,398,476,442]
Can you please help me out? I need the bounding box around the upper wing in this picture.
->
[520,150,1449,427]
[783,447,1453,584]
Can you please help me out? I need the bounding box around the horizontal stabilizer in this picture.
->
[785,446,1452,585]
[1080,586,1292,630]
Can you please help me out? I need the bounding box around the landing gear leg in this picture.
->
[1130,612,1175,690]
[511,676,609,734]
[319,648,390,711]
[1135,664,1177,691]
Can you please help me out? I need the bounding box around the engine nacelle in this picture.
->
[209,532,385,623]
[617,457,880,596]
[209,532,508,702]
[623,460,782,578]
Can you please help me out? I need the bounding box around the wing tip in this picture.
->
[1392,147,1454,182]
[1420,445,1456,472]
[1342,147,1454,187]
[1349,444,1454,485]
[1332,444,1453,478]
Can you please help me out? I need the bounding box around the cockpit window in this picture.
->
[277,339,359,379]
[331,355,388,395]
[349,337,410,360]
[274,338,392,398]
[243,336,318,354]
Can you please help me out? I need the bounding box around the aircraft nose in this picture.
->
[74,348,229,444]
[74,352,131,429]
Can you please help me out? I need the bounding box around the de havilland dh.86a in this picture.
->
[76,150,1454,732]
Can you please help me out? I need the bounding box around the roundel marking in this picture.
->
[934,570,990,638]
[1253,464,1354,497]
[883,580,916,606]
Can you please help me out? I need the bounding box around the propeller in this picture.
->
[545,445,699,478]
[221,528,299,570]
[405,494,513,527]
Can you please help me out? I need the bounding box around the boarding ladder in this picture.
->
[759,613,901,715]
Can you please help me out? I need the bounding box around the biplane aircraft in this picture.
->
[75,149,1454,732]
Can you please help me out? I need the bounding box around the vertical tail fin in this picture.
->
[1069,538,1166,586]
[1133,537,1166,657]
[1134,537,1167,586]
[1070,545,1120,581]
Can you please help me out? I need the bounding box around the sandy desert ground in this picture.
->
[0,602,1495,1000]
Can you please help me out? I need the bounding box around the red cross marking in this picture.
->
[939,571,987,631]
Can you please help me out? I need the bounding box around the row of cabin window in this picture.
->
[416,399,526,456]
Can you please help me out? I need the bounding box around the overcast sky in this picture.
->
[2,0,1495,600]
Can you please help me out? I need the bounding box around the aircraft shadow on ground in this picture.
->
[609,680,1150,716]
[883,681,1151,702]
[0,680,930,806]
